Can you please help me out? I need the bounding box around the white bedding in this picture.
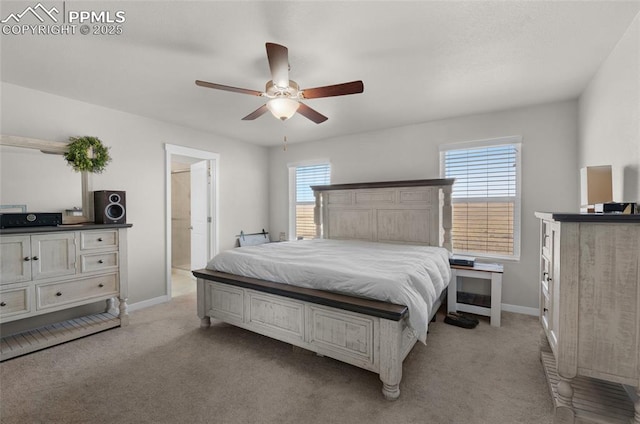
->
[205,239,451,343]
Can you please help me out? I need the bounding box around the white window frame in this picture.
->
[440,136,522,261]
[288,159,331,241]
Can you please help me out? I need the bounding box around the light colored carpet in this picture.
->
[0,291,553,424]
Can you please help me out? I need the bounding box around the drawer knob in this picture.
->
[98,283,104,288]
[0,302,6,307]
[98,238,103,242]
[98,259,104,264]
[32,256,39,261]
[56,292,62,297]
[24,256,31,261]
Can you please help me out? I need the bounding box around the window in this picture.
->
[440,137,521,260]
[289,162,331,240]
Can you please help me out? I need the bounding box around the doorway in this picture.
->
[165,144,219,299]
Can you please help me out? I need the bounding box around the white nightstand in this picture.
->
[447,262,504,327]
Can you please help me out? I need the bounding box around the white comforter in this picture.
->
[205,239,451,343]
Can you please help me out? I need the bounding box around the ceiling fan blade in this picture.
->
[265,42,289,89]
[297,102,328,124]
[301,81,364,99]
[195,80,263,96]
[241,104,269,120]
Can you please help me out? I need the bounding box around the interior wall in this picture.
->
[0,82,270,304]
[579,13,640,203]
[269,100,579,311]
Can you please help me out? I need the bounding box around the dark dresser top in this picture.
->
[0,223,132,234]
[535,212,640,223]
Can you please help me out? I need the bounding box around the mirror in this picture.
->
[0,135,93,224]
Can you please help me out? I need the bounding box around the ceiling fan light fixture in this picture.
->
[196,43,363,124]
[267,97,299,121]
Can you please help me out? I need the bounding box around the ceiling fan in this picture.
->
[195,42,364,124]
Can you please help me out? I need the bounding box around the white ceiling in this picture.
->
[2,1,639,146]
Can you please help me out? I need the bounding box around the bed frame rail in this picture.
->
[193,269,408,321]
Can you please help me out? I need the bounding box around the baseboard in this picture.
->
[501,303,539,316]
[128,295,170,312]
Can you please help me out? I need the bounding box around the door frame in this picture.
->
[165,144,219,297]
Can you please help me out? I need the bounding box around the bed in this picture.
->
[193,178,454,400]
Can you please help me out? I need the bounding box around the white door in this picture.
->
[190,160,209,270]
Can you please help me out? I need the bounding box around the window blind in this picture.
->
[442,143,520,258]
[295,164,330,239]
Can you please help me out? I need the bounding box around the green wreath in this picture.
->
[64,136,112,173]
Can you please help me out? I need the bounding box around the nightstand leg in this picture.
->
[447,269,458,313]
[490,272,502,327]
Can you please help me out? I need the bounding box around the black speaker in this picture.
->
[94,190,126,224]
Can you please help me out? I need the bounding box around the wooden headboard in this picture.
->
[312,179,453,250]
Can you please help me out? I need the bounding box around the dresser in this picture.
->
[535,212,640,424]
[0,224,131,361]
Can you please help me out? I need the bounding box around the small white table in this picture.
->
[447,262,504,327]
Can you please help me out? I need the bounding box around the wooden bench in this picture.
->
[447,262,504,327]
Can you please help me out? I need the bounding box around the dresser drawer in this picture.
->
[37,274,118,309]
[80,230,118,250]
[0,286,30,318]
[80,252,118,273]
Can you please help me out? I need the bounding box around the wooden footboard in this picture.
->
[194,269,421,400]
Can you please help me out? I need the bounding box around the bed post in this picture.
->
[197,278,211,328]
[379,319,403,400]
[442,184,453,251]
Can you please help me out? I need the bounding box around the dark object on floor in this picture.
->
[444,313,478,329]
[450,311,479,325]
